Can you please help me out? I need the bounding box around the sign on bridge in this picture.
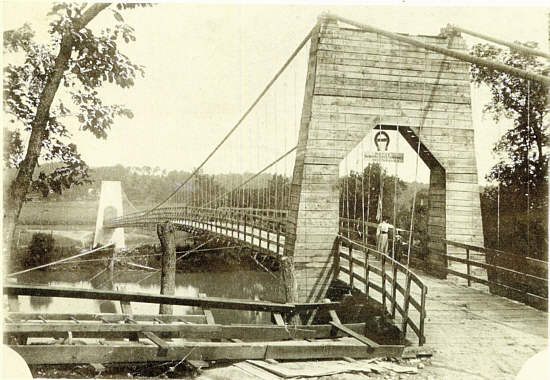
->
[364,152,404,163]
[366,131,404,163]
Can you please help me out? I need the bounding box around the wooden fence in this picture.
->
[336,235,428,345]
[431,240,548,311]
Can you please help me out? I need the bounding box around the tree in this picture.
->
[27,232,55,268]
[3,3,150,253]
[470,42,548,259]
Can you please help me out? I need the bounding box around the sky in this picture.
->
[2,0,549,185]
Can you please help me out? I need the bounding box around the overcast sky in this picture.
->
[3,1,549,184]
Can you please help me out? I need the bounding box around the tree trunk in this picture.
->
[3,4,110,256]
[157,222,176,315]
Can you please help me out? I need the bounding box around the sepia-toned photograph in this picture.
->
[2,1,548,379]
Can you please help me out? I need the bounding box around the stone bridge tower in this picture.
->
[284,16,484,303]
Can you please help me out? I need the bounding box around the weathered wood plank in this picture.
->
[10,340,405,364]
[4,285,337,313]
[316,62,469,81]
[312,95,472,113]
[5,313,207,324]
[5,322,368,341]
[328,321,378,352]
[314,87,470,104]
[316,75,471,94]
[272,313,285,326]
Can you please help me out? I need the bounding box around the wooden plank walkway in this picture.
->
[339,252,547,380]
[412,272,547,380]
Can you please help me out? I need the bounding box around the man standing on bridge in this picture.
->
[376,218,392,254]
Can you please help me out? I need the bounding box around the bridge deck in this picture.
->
[108,212,546,378]
[337,243,547,379]
[410,271,547,379]
[174,219,285,255]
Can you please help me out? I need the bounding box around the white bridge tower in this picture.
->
[93,181,126,250]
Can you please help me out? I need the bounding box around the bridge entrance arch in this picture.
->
[284,16,484,303]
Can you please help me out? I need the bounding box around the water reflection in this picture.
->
[29,296,52,310]
[90,267,118,314]
[16,267,284,324]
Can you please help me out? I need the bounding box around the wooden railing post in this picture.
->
[276,222,281,255]
[257,216,263,250]
[249,216,253,245]
[419,285,427,346]
[381,254,387,314]
[243,213,248,243]
[400,273,412,340]
[364,248,370,297]
[265,217,271,252]
[267,220,271,253]
[349,244,354,289]
[334,238,341,279]
[391,262,398,318]
[230,211,234,238]
[239,212,243,240]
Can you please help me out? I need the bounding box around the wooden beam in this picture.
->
[142,331,170,357]
[445,24,550,59]
[4,285,338,313]
[10,340,405,364]
[5,313,206,324]
[272,313,285,326]
[328,322,378,353]
[4,322,367,341]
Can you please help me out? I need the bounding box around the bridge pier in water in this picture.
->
[285,15,485,303]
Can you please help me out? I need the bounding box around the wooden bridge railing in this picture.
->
[336,235,428,346]
[106,206,287,256]
[430,240,548,311]
[338,218,425,265]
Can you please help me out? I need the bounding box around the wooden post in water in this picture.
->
[157,221,176,315]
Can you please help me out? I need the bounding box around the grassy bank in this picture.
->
[18,200,155,226]
[18,200,99,226]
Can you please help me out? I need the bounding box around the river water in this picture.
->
[12,268,285,324]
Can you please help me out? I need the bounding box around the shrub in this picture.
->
[26,233,55,268]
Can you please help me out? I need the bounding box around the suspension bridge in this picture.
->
[5,13,548,379]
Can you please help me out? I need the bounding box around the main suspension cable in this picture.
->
[147,27,315,213]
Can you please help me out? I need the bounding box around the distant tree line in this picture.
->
[22,157,546,261]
